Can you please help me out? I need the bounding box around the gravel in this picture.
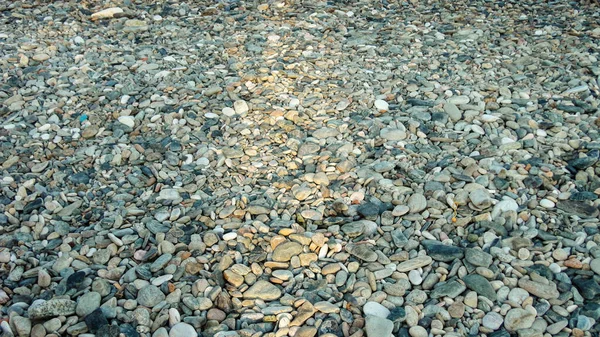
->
[1,0,600,336]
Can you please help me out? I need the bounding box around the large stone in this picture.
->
[272,241,302,262]
[169,322,198,337]
[430,279,466,299]
[243,280,281,301]
[396,256,433,272]
[365,315,394,337]
[463,274,496,301]
[137,285,165,307]
[423,241,464,262]
[28,299,76,319]
[504,308,535,332]
[76,292,102,317]
[363,301,390,318]
[517,279,559,299]
[465,248,493,267]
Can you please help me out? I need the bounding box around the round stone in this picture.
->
[169,322,197,337]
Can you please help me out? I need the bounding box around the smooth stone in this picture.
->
[243,280,281,301]
[517,279,559,299]
[430,280,466,299]
[443,102,462,121]
[118,116,135,128]
[463,274,496,301]
[28,299,77,319]
[380,128,407,141]
[482,312,504,330]
[348,244,378,262]
[84,308,108,333]
[374,99,389,112]
[408,326,428,337]
[272,241,302,262]
[407,193,427,213]
[465,248,493,267]
[169,323,198,337]
[423,242,464,262]
[11,316,31,337]
[76,292,101,317]
[396,256,433,272]
[590,258,600,275]
[365,315,394,337]
[539,199,555,208]
[341,220,377,238]
[91,7,123,19]
[504,308,535,332]
[137,285,165,307]
[469,189,492,209]
[363,301,390,318]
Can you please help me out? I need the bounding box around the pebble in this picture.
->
[504,308,536,332]
[169,323,197,337]
[0,2,598,337]
[363,301,390,318]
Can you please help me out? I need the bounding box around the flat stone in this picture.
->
[430,279,466,299]
[348,244,378,262]
[76,292,101,317]
[272,241,302,262]
[423,242,464,262]
[504,308,535,332]
[243,280,281,301]
[517,279,559,299]
[380,128,407,141]
[91,7,123,19]
[465,248,493,267]
[463,274,496,301]
[482,312,504,330]
[365,315,394,337]
[407,193,427,213]
[169,323,197,337]
[28,299,76,319]
[137,285,165,307]
[363,301,390,318]
[443,102,462,121]
[396,256,433,272]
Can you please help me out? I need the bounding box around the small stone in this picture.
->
[118,116,135,128]
[443,102,462,121]
[38,269,51,287]
[32,54,50,62]
[590,258,600,275]
[84,308,108,333]
[409,326,428,337]
[539,199,555,208]
[463,274,496,301]
[233,100,249,115]
[91,7,123,19]
[380,128,407,141]
[465,248,493,267]
[374,99,389,113]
